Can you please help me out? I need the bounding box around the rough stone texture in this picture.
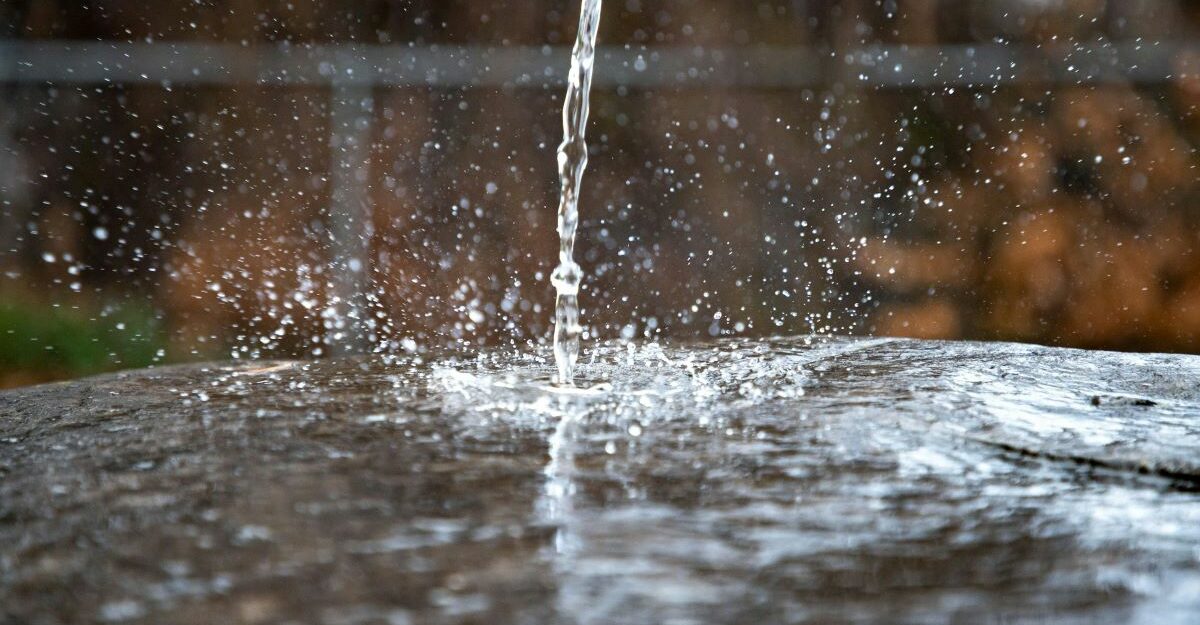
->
[1,337,1199,624]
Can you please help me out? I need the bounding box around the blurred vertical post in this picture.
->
[326,49,374,356]
[0,47,23,268]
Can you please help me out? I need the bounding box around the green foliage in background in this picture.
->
[0,301,164,377]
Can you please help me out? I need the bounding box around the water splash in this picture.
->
[551,0,603,386]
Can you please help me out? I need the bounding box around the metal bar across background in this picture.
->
[2,41,1197,88]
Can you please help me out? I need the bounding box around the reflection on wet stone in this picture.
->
[2,337,1200,624]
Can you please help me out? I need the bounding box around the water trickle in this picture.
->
[551,0,603,386]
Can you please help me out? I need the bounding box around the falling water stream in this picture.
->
[550,0,603,386]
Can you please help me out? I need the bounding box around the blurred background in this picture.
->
[1,0,1199,387]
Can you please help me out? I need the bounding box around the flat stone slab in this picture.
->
[2,337,1199,624]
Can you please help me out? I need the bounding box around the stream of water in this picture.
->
[551,0,603,386]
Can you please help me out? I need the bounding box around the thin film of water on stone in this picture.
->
[4,338,1200,623]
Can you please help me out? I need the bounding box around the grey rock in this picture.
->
[1,337,1199,624]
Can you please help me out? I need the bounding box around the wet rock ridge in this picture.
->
[1,337,1199,624]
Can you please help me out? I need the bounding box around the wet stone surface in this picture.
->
[1,336,1199,624]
